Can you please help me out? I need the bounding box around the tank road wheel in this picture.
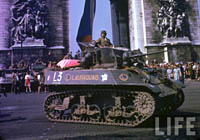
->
[104,105,116,123]
[44,96,64,119]
[71,104,84,121]
[133,92,155,122]
[122,106,139,124]
[88,104,101,122]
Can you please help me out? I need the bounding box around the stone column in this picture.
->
[0,1,11,50]
[110,0,130,48]
[0,1,11,67]
[62,0,70,53]
[128,0,147,53]
[47,0,69,50]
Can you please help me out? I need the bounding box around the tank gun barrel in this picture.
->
[122,50,166,67]
[129,50,166,58]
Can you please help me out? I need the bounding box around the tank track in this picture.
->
[44,89,155,127]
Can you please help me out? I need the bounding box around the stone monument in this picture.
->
[109,0,200,63]
[156,0,191,45]
[0,0,69,67]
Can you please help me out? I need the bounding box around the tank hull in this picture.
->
[43,68,184,127]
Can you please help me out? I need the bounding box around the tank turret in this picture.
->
[80,42,165,69]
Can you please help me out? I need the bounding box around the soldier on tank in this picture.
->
[95,30,113,65]
[96,30,113,48]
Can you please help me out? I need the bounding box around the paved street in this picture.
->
[0,81,200,140]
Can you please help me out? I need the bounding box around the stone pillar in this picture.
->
[128,0,146,53]
[47,0,69,50]
[167,45,192,63]
[62,0,70,53]
[110,0,129,48]
[0,1,11,67]
[0,1,11,50]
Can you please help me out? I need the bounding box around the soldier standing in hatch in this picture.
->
[95,30,113,65]
[96,30,113,47]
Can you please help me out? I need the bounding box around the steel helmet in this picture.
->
[101,30,107,35]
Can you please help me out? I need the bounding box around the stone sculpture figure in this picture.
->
[19,8,35,37]
[14,25,25,43]
[175,14,183,37]
[156,6,165,33]
[166,15,175,38]
[10,0,48,44]
[156,0,190,40]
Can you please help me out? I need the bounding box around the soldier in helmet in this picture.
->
[96,30,113,48]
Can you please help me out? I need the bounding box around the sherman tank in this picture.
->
[43,44,184,127]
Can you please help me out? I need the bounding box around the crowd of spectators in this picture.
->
[62,50,81,60]
[0,58,48,94]
[1,49,200,94]
[10,69,47,94]
[3,51,82,94]
[10,60,200,94]
[147,62,200,84]
[9,60,29,70]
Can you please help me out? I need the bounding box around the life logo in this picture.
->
[119,73,129,81]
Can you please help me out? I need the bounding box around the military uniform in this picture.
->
[95,30,113,64]
[96,37,112,47]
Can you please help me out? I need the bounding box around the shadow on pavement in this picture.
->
[0,117,26,123]
[0,113,11,118]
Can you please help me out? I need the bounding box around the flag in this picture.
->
[57,59,80,68]
[76,0,96,51]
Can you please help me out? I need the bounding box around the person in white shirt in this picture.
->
[166,66,173,79]
[173,65,182,81]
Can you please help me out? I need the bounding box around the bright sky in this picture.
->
[69,0,112,54]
